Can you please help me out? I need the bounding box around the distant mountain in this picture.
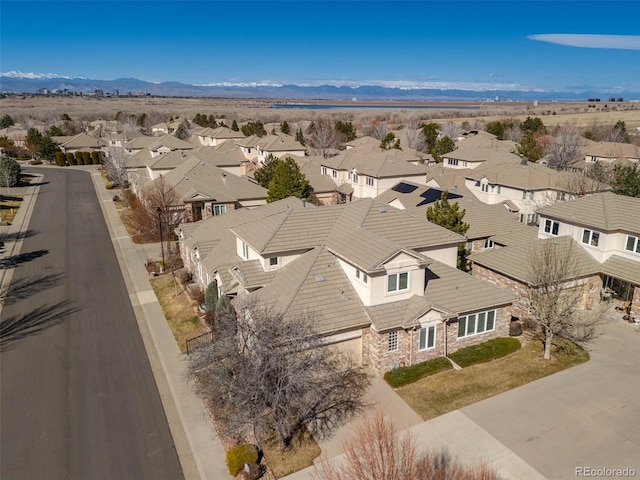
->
[1,73,637,101]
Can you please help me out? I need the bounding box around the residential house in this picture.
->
[470,192,640,320]
[178,197,516,375]
[375,181,538,255]
[151,118,184,136]
[319,144,427,202]
[163,156,267,222]
[581,139,640,166]
[236,134,306,166]
[463,160,605,224]
[53,132,107,155]
[193,126,245,147]
[441,131,519,170]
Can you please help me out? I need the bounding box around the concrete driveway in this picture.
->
[462,321,640,480]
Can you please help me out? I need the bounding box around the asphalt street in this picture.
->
[1,169,184,480]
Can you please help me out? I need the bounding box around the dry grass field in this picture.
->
[2,95,639,131]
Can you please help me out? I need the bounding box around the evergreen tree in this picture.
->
[254,155,281,188]
[295,128,305,146]
[334,120,356,142]
[280,120,290,135]
[516,132,543,162]
[241,121,267,137]
[485,121,506,140]
[612,164,640,197]
[47,125,64,137]
[431,136,456,162]
[0,114,15,129]
[231,119,239,131]
[204,281,219,312]
[267,157,312,203]
[420,122,439,153]
[26,127,43,158]
[380,132,400,150]
[37,136,61,164]
[426,191,470,269]
[520,116,546,135]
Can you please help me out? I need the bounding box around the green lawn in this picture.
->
[396,338,589,420]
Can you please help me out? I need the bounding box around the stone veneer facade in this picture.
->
[364,305,512,375]
[632,286,640,317]
[472,264,603,319]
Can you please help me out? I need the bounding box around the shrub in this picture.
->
[204,280,218,312]
[226,444,259,476]
[105,182,115,190]
[75,151,84,165]
[29,159,43,165]
[384,357,453,388]
[0,155,22,187]
[177,268,192,284]
[448,337,521,368]
[67,152,76,165]
[55,151,66,166]
[91,151,101,165]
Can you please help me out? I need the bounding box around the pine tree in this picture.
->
[426,191,469,268]
[267,157,312,203]
[280,120,290,135]
[231,119,239,132]
[254,155,281,188]
[295,128,305,146]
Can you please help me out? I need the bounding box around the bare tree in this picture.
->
[104,140,130,200]
[187,296,370,449]
[505,124,523,142]
[440,121,462,141]
[404,119,426,152]
[124,176,182,243]
[527,238,607,359]
[312,411,502,480]
[371,121,389,141]
[545,125,583,170]
[307,119,338,158]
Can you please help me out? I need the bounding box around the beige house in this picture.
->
[582,139,640,166]
[236,134,306,165]
[320,144,427,202]
[162,156,267,222]
[53,133,106,154]
[470,192,640,320]
[193,126,245,147]
[178,197,516,374]
[442,131,519,170]
[464,160,605,224]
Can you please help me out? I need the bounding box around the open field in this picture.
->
[2,95,639,131]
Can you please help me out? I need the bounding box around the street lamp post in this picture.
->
[157,206,165,272]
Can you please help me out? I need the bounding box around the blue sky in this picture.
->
[1,1,639,93]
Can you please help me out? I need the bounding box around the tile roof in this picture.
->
[536,192,640,234]
[250,246,371,334]
[600,255,640,285]
[321,145,426,178]
[163,157,266,203]
[469,236,601,285]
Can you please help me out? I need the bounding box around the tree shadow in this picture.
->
[0,195,23,203]
[0,249,49,269]
[0,300,81,351]
[0,273,65,306]
[1,229,38,243]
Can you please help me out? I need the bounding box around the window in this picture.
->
[387,272,409,293]
[544,219,560,235]
[529,191,535,200]
[321,166,327,175]
[366,176,375,187]
[352,173,358,183]
[497,186,501,194]
[241,241,249,259]
[269,257,279,266]
[447,158,459,166]
[355,269,368,283]
[522,190,527,199]
[483,238,494,249]
[582,229,600,247]
[332,169,337,178]
[626,235,640,253]
[481,183,489,193]
[457,310,496,338]
[213,204,226,216]
[527,213,538,224]
[418,326,436,351]
[556,191,566,201]
[388,331,399,351]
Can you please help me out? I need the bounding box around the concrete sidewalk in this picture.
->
[87,168,231,480]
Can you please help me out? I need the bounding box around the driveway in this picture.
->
[462,321,640,479]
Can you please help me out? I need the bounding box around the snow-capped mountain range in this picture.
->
[1,71,637,101]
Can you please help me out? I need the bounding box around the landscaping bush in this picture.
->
[226,444,260,476]
[75,151,84,165]
[0,155,22,187]
[55,151,66,166]
[67,152,76,165]
[176,268,192,284]
[204,280,218,312]
[82,151,91,165]
[384,357,453,388]
[448,337,521,368]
